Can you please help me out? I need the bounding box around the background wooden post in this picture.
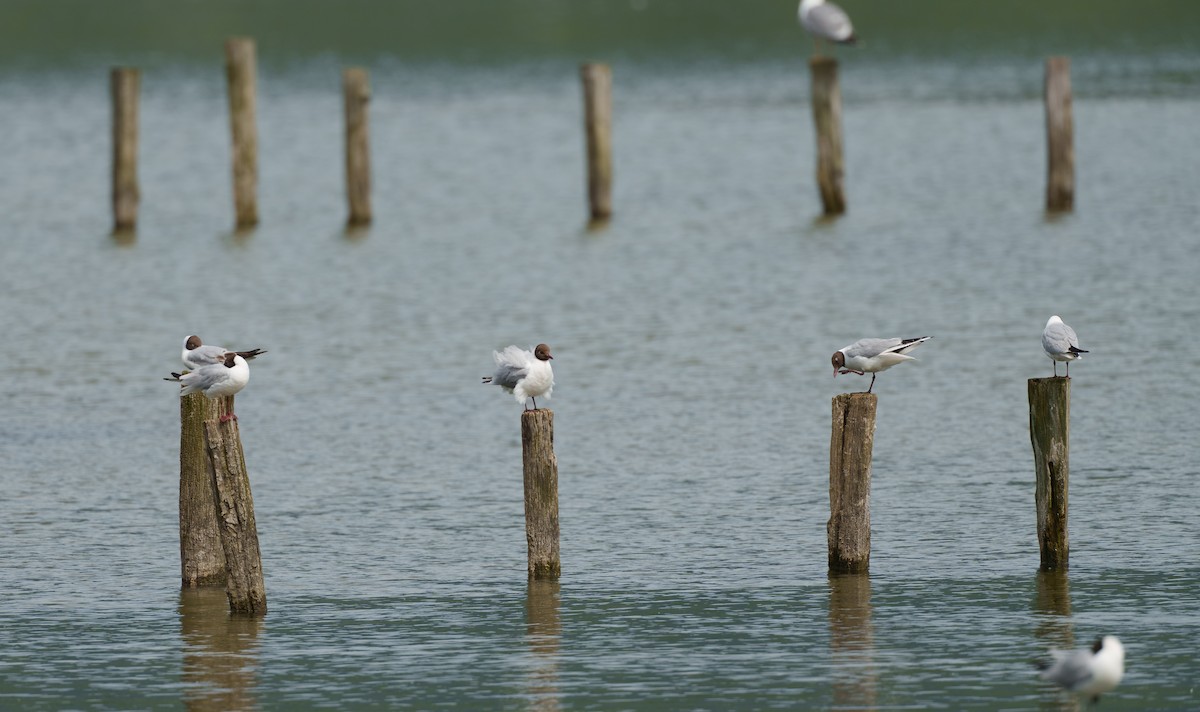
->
[809,56,846,216]
[521,409,560,578]
[1045,57,1074,212]
[203,416,267,614]
[225,37,259,229]
[343,67,372,227]
[828,393,875,573]
[1029,377,1070,570]
[180,393,229,587]
[110,67,140,233]
[580,63,613,222]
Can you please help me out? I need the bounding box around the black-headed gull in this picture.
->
[798,0,857,55]
[181,334,266,372]
[1042,316,1087,378]
[1036,635,1125,702]
[166,352,250,421]
[831,336,931,393]
[482,344,554,411]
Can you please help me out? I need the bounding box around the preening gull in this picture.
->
[483,344,554,411]
[831,336,931,393]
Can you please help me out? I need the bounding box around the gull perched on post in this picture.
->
[831,336,931,393]
[798,0,857,57]
[1041,315,1088,377]
[483,344,554,411]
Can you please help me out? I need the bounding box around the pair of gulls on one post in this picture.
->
[165,335,267,421]
[832,316,1088,393]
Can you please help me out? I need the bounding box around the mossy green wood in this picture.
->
[522,409,560,579]
[828,393,876,573]
[180,392,228,587]
[1029,377,1070,570]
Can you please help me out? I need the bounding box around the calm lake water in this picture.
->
[1,1,1199,709]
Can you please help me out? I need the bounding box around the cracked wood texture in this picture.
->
[110,67,139,233]
[180,392,228,587]
[1045,56,1074,212]
[1029,377,1070,570]
[225,37,259,229]
[581,63,613,222]
[343,67,372,226]
[522,409,560,579]
[828,393,876,574]
[204,417,267,615]
[810,56,846,216]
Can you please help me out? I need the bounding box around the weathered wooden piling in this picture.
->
[521,409,560,579]
[1044,56,1074,212]
[828,393,876,573]
[580,63,613,222]
[225,37,259,229]
[809,56,846,216]
[180,393,229,587]
[1029,377,1070,570]
[110,67,140,233]
[203,414,266,614]
[343,67,372,226]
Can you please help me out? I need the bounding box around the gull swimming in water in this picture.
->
[798,0,857,56]
[1042,316,1087,378]
[181,334,266,372]
[831,336,931,393]
[482,344,554,411]
[1036,635,1125,703]
[166,352,251,421]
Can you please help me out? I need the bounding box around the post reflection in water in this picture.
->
[1033,570,1080,712]
[524,579,562,712]
[178,588,264,712]
[828,573,876,711]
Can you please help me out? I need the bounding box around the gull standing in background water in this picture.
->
[180,334,267,371]
[483,344,554,411]
[831,336,931,393]
[1042,315,1087,377]
[1036,635,1125,702]
[798,0,857,56]
[165,352,251,421]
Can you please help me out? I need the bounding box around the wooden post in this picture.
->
[1045,57,1074,212]
[828,393,875,573]
[225,37,259,229]
[809,57,846,216]
[203,415,266,614]
[581,63,613,222]
[110,67,140,233]
[343,67,372,226]
[180,393,229,587]
[521,409,560,579]
[1029,377,1070,570]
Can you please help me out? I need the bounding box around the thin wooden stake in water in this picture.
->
[203,416,267,614]
[521,409,560,579]
[809,56,846,215]
[343,67,372,226]
[828,393,875,573]
[180,393,229,587]
[225,37,259,229]
[1045,57,1074,212]
[580,63,613,222]
[110,67,140,233]
[1029,377,1070,570]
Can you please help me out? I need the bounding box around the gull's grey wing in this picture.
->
[1042,322,1077,354]
[1040,649,1095,691]
[844,338,902,359]
[489,346,532,390]
[187,344,229,367]
[805,2,854,41]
